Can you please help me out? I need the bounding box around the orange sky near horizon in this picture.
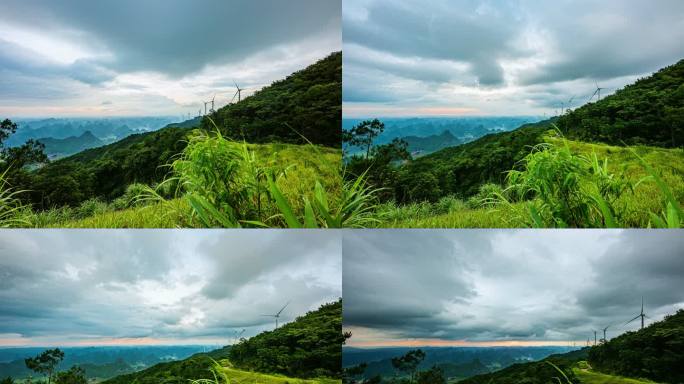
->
[346,338,583,348]
[0,336,228,347]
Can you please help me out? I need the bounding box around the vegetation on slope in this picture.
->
[23,139,343,228]
[205,51,341,147]
[588,310,684,384]
[102,301,342,384]
[229,300,343,379]
[5,51,341,213]
[557,59,684,147]
[378,137,684,228]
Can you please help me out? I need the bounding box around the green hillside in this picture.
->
[16,52,341,210]
[354,59,684,228]
[458,312,683,384]
[205,51,341,147]
[229,300,343,379]
[587,310,684,384]
[102,301,342,384]
[458,356,581,384]
[557,59,684,147]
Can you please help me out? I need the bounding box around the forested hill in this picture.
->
[394,120,552,201]
[588,309,684,383]
[557,59,684,147]
[458,348,588,384]
[229,300,343,379]
[22,53,340,208]
[204,51,341,147]
[392,59,684,203]
[102,301,342,384]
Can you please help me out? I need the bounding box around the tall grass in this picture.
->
[0,168,29,227]
[131,120,373,228]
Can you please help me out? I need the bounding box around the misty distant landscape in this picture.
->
[5,117,182,159]
[343,116,541,157]
[0,346,210,381]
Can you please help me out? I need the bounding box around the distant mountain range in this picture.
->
[6,117,182,148]
[343,346,576,381]
[0,345,210,381]
[343,116,542,157]
[36,130,104,159]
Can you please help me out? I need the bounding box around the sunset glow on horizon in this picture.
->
[346,339,583,348]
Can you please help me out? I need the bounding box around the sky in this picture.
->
[0,230,341,347]
[343,230,684,347]
[0,0,340,118]
[343,0,684,117]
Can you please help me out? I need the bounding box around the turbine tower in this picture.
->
[590,81,605,102]
[261,301,289,329]
[593,330,597,346]
[233,81,244,103]
[210,94,216,113]
[203,101,210,115]
[626,296,649,330]
[601,325,610,343]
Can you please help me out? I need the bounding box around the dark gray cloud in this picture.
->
[343,230,684,344]
[0,1,340,116]
[343,0,684,115]
[0,230,341,345]
[2,0,340,77]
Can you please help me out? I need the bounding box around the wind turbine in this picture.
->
[261,301,289,329]
[601,325,611,343]
[593,330,597,346]
[626,296,649,330]
[203,101,210,115]
[589,81,605,102]
[232,81,244,103]
[210,94,216,113]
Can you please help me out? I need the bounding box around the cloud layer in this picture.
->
[343,230,684,346]
[0,230,341,346]
[343,0,684,117]
[0,0,340,117]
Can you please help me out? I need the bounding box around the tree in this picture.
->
[0,377,14,384]
[391,349,426,383]
[0,119,18,145]
[0,118,48,173]
[53,366,87,384]
[416,366,446,384]
[344,119,385,158]
[25,348,64,384]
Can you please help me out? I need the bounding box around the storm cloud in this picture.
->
[0,230,341,346]
[343,0,684,117]
[0,0,340,117]
[343,230,684,346]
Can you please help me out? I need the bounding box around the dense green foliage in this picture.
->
[393,122,549,202]
[26,126,189,208]
[588,310,684,384]
[3,51,341,214]
[103,354,223,384]
[557,59,684,147]
[458,356,580,384]
[229,300,343,379]
[205,52,341,147]
[52,366,86,384]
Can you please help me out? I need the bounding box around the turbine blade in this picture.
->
[625,315,641,324]
[277,301,290,316]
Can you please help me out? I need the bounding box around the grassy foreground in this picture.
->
[20,141,341,228]
[574,368,660,384]
[379,137,684,228]
[220,366,340,384]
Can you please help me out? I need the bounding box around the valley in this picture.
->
[344,59,684,228]
[1,52,343,228]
